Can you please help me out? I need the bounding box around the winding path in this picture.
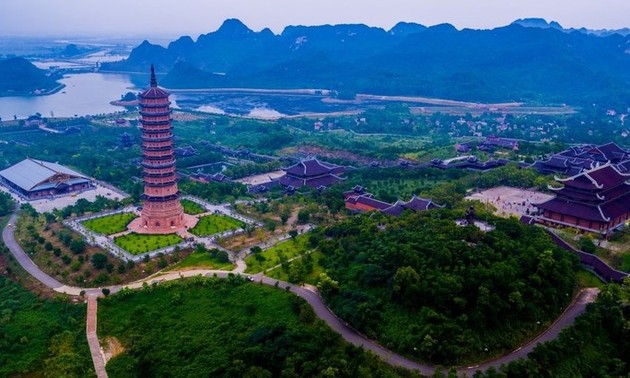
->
[2,208,599,376]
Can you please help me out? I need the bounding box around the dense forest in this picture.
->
[0,275,92,377]
[98,277,419,378]
[317,210,578,365]
[496,282,630,377]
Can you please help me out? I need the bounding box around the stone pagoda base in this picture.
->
[128,213,199,235]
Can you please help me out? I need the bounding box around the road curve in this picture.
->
[2,210,64,289]
[2,210,598,376]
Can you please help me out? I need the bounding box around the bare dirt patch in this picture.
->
[103,336,125,364]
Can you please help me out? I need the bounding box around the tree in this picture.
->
[288,259,306,284]
[265,220,277,233]
[69,239,86,255]
[392,266,420,303]
[280,208,291,226]
[297,210,310,224]
[317,273,339,296]
[91,253,108,270]
[289,229,298,241]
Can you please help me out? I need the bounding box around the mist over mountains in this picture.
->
[103,18,630,106]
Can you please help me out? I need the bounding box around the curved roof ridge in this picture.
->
[597,205,611,222]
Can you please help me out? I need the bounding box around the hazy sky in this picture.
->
[1,0,629,38]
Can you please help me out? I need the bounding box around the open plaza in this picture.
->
[466,186,553,218]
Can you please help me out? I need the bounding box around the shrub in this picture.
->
[70,239,86,255]
[91,253,108,270]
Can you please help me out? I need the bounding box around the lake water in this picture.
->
[0,73,151,120]
[0,71,408,121]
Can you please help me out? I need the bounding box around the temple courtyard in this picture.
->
[466,186,553,218]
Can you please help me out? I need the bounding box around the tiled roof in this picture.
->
[381,203,407,217]
[283,158,344,178]
[536,198,609,222]
[0,158,88,192]
[304,174,343,189]
[402,195,440,211]
[346,195,392,211]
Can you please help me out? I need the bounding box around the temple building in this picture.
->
[344,186,393,212]
[134,66,186,232]
[530,142,630,176]
[343,186,443,216]
[534,163,630,235]
[279,158,345,190]
[0,158,93,200]
[381,195,443,217]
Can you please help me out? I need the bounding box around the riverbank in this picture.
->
[0,83,66,98]
[109,99,138,107]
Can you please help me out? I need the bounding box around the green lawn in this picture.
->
[82,212,137,235]
[113,233,183,255]
[266,250,325,285]
[181,199,206,215]
[98,278,408,377]
[0,277,92,377]
[245,235,310,274]
[575,269,605,289]
[168,250,235,271]
[189,214,245,237]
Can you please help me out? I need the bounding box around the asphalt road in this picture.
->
[2,210,64,289]
[2,208,599,376]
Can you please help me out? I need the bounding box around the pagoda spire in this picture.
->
[150,64,157,87]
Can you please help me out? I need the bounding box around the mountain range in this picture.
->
[103,19,630,106]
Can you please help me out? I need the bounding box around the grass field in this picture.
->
[168,250,235,271]
[575,269,605,289]
[113,233,183,254]
[82,213,137,235]
[189,214,245,237]
[181,199,206,215]
[266,250,325,285]
[245,235,311,274]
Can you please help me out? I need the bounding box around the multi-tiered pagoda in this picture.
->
[137,66,184,232]
[535,163,630,235]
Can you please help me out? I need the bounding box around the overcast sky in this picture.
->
[1,0,629,38]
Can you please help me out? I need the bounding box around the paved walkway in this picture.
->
[2,207,600,376]
[86,295,108,378]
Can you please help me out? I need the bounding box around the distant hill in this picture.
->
[103,19,630,106]
[511,18,630,37]
[0,57,61,95]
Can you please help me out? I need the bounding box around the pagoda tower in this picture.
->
[138,65,184,232]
